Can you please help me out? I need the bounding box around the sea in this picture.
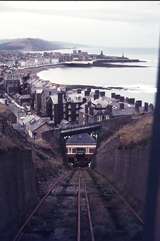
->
[37,46,159,104]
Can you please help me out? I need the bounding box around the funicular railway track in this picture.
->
[12,169,77,241]
[12,167,144,241]
[77,169,95,241]
[77,170,95,241]
[76,168,144,241]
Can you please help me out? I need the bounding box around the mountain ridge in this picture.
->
[0,38,86,51]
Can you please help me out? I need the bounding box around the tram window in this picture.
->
[72,148,77,154]
[77,148,85,154]
[89,148,95,154]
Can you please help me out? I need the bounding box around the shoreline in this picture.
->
[65,84,128,91]
[18,63,154,104]
[61,62,147,68]
[19,63,147,91]
[18,64,58,74]
[20,66,129,92]
[18,59,148,74]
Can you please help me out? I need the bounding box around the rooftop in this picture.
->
[92,97,112,107]
[50,94,58,104]
[27,118,47,132]
[0,103,16,120]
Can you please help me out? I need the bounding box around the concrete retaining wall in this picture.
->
[0,148,37,241]
[96,136,150,215]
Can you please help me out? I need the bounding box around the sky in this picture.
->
[0,1,160,49]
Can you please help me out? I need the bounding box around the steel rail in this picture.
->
[93,170,144,225]
[84,183,95,241]
[12,173,68,241]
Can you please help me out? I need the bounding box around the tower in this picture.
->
[100,50,103,56]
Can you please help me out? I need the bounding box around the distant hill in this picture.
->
[0,38,84,51]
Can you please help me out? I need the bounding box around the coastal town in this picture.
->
[0,46,155,241]
[1,2,160,241]
[0,49,153,140]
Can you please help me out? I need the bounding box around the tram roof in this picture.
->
[66,133,96,145]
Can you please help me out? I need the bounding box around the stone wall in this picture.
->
[96,114,153,217]
[0,148,37,241]
[96,137,150,215]
[0,103,39,240]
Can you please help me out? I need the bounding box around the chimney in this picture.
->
[120,103,124,109]
[111,92,116,98]
[85,90,90,96]
[95,89,99,95]
[77,88,82,94]
[144,102,149,112]
[100,91,105,97]
[128,98,135,105]
[115,94,120,100]
[135,100,142,107]
[120,96,125,102]
[94,94,99,100]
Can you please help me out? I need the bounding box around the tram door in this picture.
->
[76,148,86,167]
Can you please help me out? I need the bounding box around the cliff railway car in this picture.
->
[65,133,97,167]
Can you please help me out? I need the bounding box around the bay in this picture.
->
[38,47,159,104]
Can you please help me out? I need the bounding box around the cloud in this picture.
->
[0,1,160,24]
[0,1,159,48]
